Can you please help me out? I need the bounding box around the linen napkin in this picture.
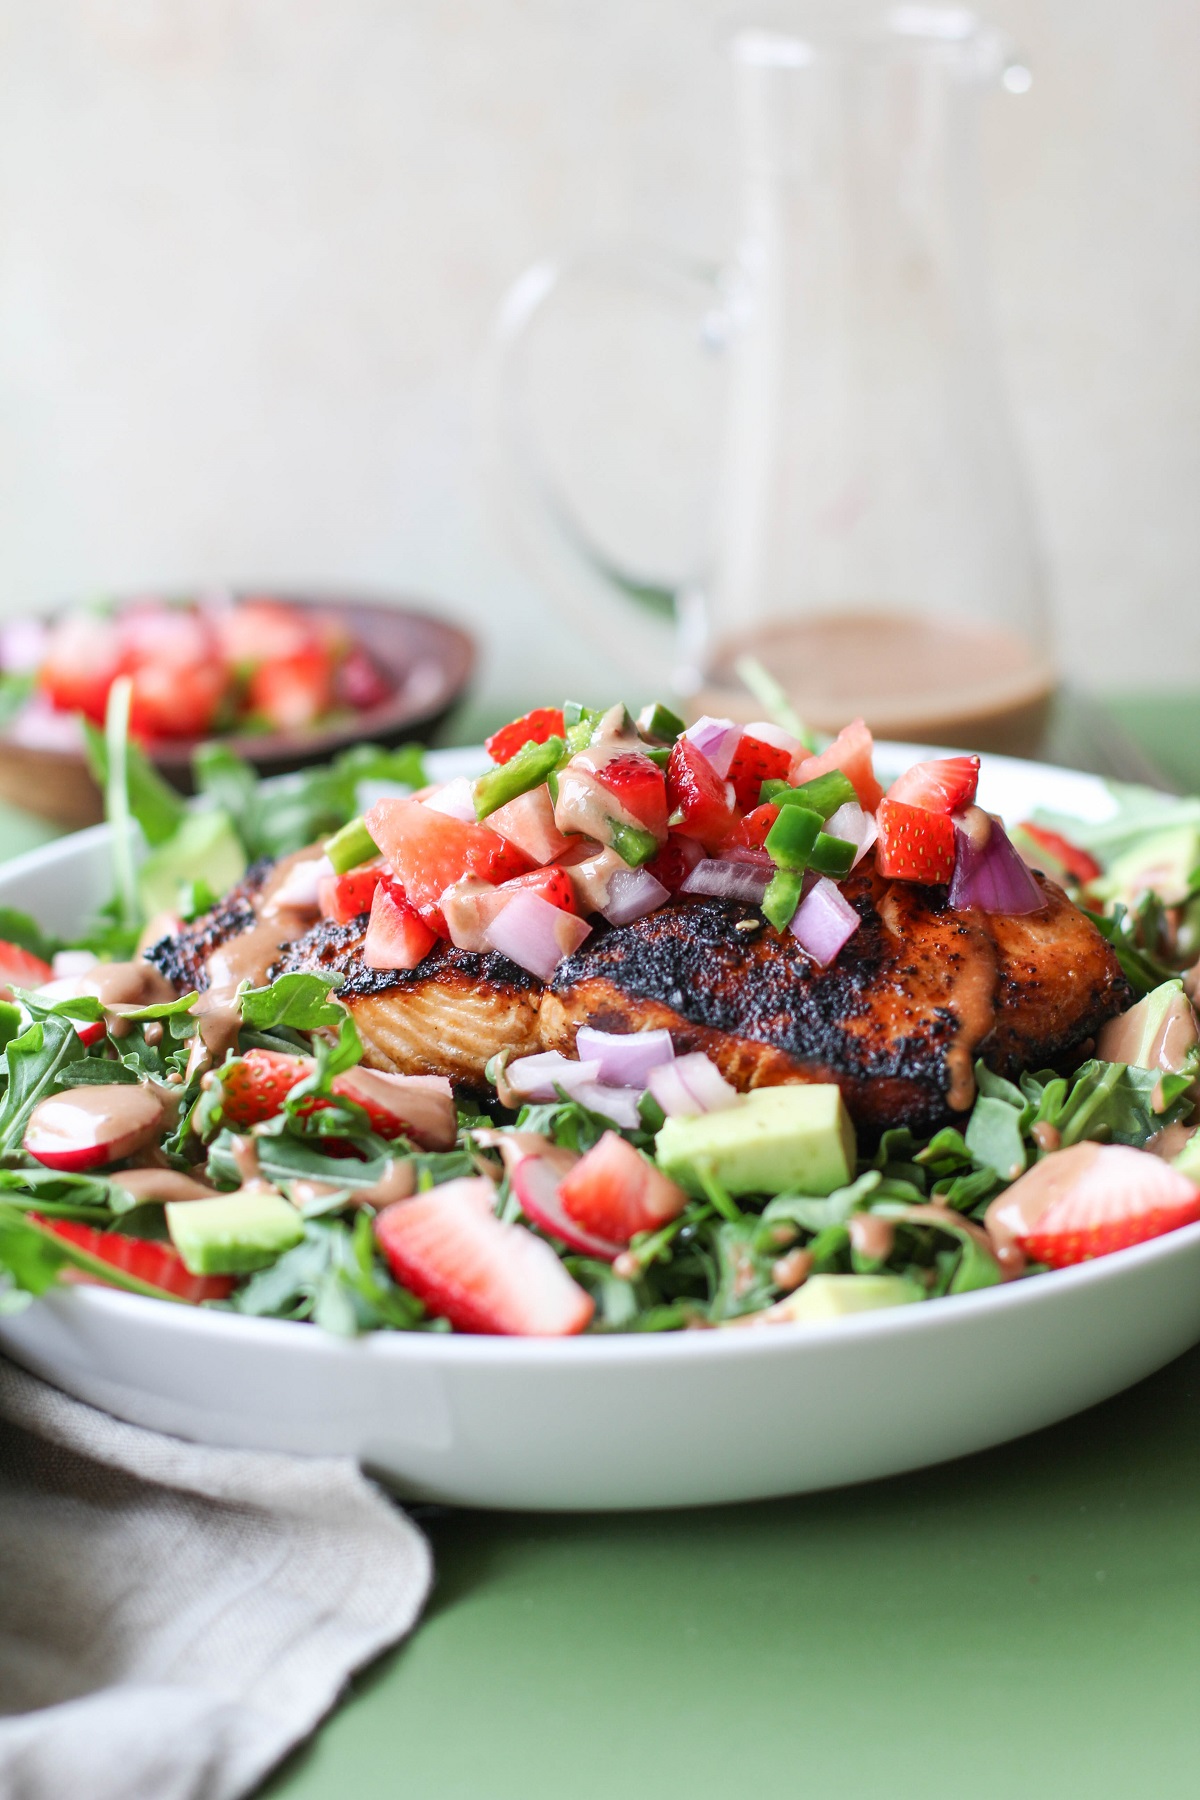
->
[0,1356,432,1800]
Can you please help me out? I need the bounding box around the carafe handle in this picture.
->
[480,243,726,690]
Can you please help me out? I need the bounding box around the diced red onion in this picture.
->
[949,817,1045,915]
[575,1026,674,1087]
[267,853,334,911]
[721,845,773,868]
[683,715,741,778]
[743,720,802,756]
[424,776,479,823]
[0,617,48,673]
[789,876,860,966]
[646,1051,740,1119]
[506,1051,603,1102]
[824,802,878,868]
[681,859,771,904]
[51,950,99,979]
[484,890,592,982]
[569,1081,645,1130]
[601,867,671,926]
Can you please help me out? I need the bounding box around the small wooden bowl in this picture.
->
[0,592,476,828]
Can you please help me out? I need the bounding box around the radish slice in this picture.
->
[789,877,860,966]
[601,868,670,926]
[575,1026,674,1088]
[506,1052,603,1102]
[681,859,771,904]
[511,1155,624,1260]
[424,777,479,823]
[647,1051,739,1118]
[485,891,591,983]
[24,1084,165,1172]
[683,716,741,778]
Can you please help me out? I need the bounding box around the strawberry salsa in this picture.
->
[0,700,1198,1336]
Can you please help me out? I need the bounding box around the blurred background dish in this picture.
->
[0,592,474,827]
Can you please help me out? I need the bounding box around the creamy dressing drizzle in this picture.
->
[115,1168,215,1204]
[943,935,998,1113]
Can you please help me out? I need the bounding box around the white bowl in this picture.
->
[0,745,1196,1512]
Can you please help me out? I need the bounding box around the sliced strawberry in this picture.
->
[557,1131,687,1245]
[875,797,956,883]
[213,599,316,670]
[0,940,53,991]
[375,1177,594,1335]
[247,646,334,731]
[331,1068,456,1150]
[126,659,226,739]
[365,797,532,929]
[487,783,574,866]
[485,707,567,766]
[592,753,669,839]
[728,803,780,851]
[318,864,383,924]
[886,755,980,814]
[39,612,123,724]
[511,1154,624,1260]
[362,875,438,970]
[645,831,704,891]
[499,864,580,915]
[666,737,736,852]
[727,733,793,813]
[219,1048,311,1127]
[1016,822,1102,886]
[790,718,884,811]
[989,1142,1200,1270]
[35,1216,234,1304]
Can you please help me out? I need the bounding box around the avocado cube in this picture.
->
[655,1085,855,1199]
[166,1190,305,1275]
[769,1273,924,1323]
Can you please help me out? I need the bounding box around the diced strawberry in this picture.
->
[365,797,532,929]
[318,864,383,924]
[499,865,580,915]
[558,1131,687,1245]
[728,803,780,851]
[362,875,438,969]
[39,612,123,724]
[790,718,884,811]
[126,660,226,739]
[0,940,53,992]
[219,1048,311,1127]
[485,707,566,766]
[118,603,217,670]
[1016,822,1102,886]
[35,1216,234,1304]
[247,646,334,731]
[488,783,574,865]
[727,733,793,813]
[592,753,669,839]
[886,755,980,814]
[991,1142,1200,1270]
[335,645,393,711]
[666,737,736,852]
[375,1177,594,1335]
[875,798,956,884]
[213,599,316,670]
[645,831,704,891]
[331,1068,456,1149]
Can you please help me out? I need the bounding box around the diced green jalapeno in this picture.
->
[643,745,672,768]
[763,869,805,931]
[608,819,660,868]
[562,702,604,755]
[764,805,822,871]
[808,833,857,878]
[324,816,379,875]
[761,771,857,818]
[474,736,565,821]
[637,701,686,744]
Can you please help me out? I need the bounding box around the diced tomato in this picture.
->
[728,803,780,851]
[726,734,793,813]
[485,707,567,766]
[375,1177,594,1336]
[364,797,532,930]
[790,718,884,811]
[498,865,580,915]
[666,737,736,852]
[0,940,53,992]
[318,864,383,924]
[247,646,335,731]
[126,659,226,739]
[362,875,438,969]
[39,612,123,724]
[591,753,669,839]
[36,1215,234,1304]
[220,1048,311,1127]
[557,1131,687,1245]
[335,645,393,711]
[1016,822,1102,886]
[645,831,704,891]
[875,798,956,884]
[886,755,980,815]
[213,599,316,670]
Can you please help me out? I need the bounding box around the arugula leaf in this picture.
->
[0,906,60,962]
[83,715,187,848]
[239,972,345,1034]
[194,740,427,863]
[227,1214,429,1333]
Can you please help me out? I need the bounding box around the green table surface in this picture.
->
[4,690,1200,1800]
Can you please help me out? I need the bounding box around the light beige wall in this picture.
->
[0,1,1194,707]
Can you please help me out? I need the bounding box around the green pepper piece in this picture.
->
[808,833,857,878]
[562,702,605,756]
[608,819,660,868]
[763,869,805,931]
[765,805,822,871]
[762,770,857,818]
[637,701,686,744]
[324,816,379,875]
[474,735,565,821]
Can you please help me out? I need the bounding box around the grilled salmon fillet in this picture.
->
[540,870,1129,1134]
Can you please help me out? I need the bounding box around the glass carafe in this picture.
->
[485,8,1053,752]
